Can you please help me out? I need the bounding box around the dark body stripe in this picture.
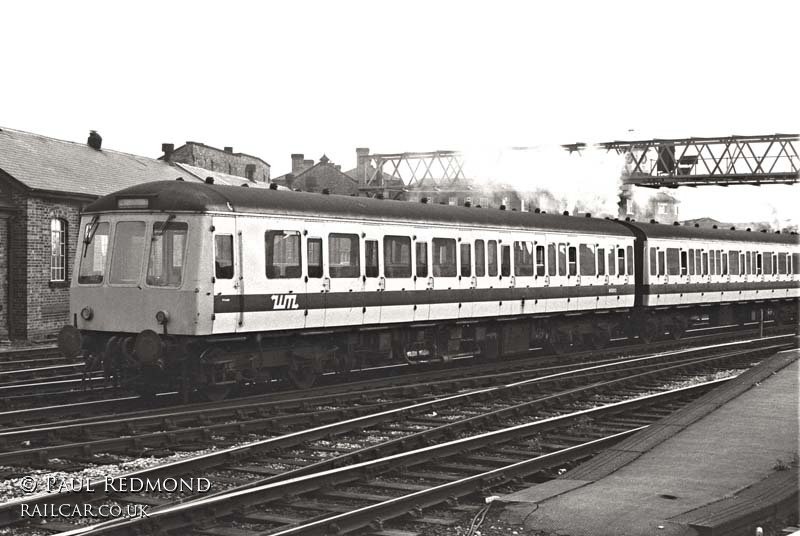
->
[214,285,636,314]
[644,280,799,296]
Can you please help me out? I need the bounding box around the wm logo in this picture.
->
[270,294,300,310]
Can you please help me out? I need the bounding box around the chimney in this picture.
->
[285,173,295,189]
[87,130,102,150]
[291,153,304,174]
[303,159,314,170]
[161,143,175,161]
[334,164,341,171]
[224,146,233,153]
[356,147,370,186]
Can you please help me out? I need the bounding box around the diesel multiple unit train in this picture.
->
[58,180,799,395]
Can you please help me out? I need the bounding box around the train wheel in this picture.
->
[587,327,610,351]
[548,329,571,355]
[288,360,317,390]
[669,317,688,340]
[639,318,660,344]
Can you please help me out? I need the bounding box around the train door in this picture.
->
[324,231,364,328]
[362,232,382,326]
[413,237,431,321]
[429,236,460,321]
[304,234,326,329]
[458,238,475,319]
[211,216,241,334]
[471,238,497,319]
[382,234,415,324]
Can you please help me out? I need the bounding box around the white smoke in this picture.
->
[461,145,627,217]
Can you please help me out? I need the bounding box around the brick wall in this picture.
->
[8,191,28,339]
[22,196,83,340]
[170,144,270,182]
[0,217,8,340]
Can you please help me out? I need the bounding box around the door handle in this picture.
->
[470,276,477,289]
[427,276,434,290]
[323,277,330,292]
[378,276,385,291]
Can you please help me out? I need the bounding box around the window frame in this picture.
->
[50,218,68,284]
[265,229,303,279]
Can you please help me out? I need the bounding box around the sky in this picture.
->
[1,0,798,224]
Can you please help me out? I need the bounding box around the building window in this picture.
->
[50,218,67,282]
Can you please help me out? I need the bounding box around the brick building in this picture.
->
[272,154,359,195]
[0,127,271,341]
[161,141,270,183]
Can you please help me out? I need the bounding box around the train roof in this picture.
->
[84,180,632,237]
[622,219,799,245]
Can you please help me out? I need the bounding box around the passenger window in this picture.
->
[266,230,302,279]
[778,253,788,274]
[501,245,511,277]
[79,221,109,284]
[771,253,778,275]
[329,233,360,278]
[792,253,800,275]
[514,241,533,276]
[626,245,634,275]
[729,250,740,275]
[709,250,716,275]
[607,248,615,276]
[680,250,688,276]
[384,235,410,278]
[308,238,322,278]
[597,248,606,276]
[688,249,695,276]
[488,240,498,276]
[568,246,577,276]
[460,243,471,277]
[558,243,567,276]
[658,250,666,276]
[147,221,188,287]
[432,238,456,277]
[649,247,657,276]
[365,240,379,278]
[666,248,680,276]
[474,240,486,277]
[548,244,557,276]
[745,251,752,274]
[579,244,596,276]
[536,245,546,276]
[415,241,428,278]
[702,252,709,275]
[722,252,728,275]
[617,248,625,276]
[715,250,722,275]
[762,251,772,274]
[110,221,146,285]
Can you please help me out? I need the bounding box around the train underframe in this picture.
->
[61,298,798,399]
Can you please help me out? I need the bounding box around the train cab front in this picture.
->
[57,205,205,394]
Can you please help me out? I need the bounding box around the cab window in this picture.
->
[79,221,109,284]
[109,221,146,285]
[147,221,188,287]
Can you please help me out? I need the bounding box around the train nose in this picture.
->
[57,325,82,358]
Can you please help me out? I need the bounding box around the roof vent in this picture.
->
[269,182,278,190]
[730,226,736,230]
[761,229,767,233]
[694,223,699,227]
[421,197,428,204]
[625,217,631,222]
[541,211,546,214]
[241,183,249,187]
[585,213,591,218]
[650,219,657,224]
[511,208,517,211]
[673,221,680,226]
[534,208,540,214]
[322,188,330,195]
[775,230,781,234]
[175,177,184,182]
[746,228,751,231]
[500,204,506,211]
[563,210,570,216]
[713,225,718,229]
[205,177,214,184]
[87,130,102,150]
[376,193,385,200]
[464,200,471,207]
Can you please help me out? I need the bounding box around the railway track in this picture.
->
[0,336,790,534]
